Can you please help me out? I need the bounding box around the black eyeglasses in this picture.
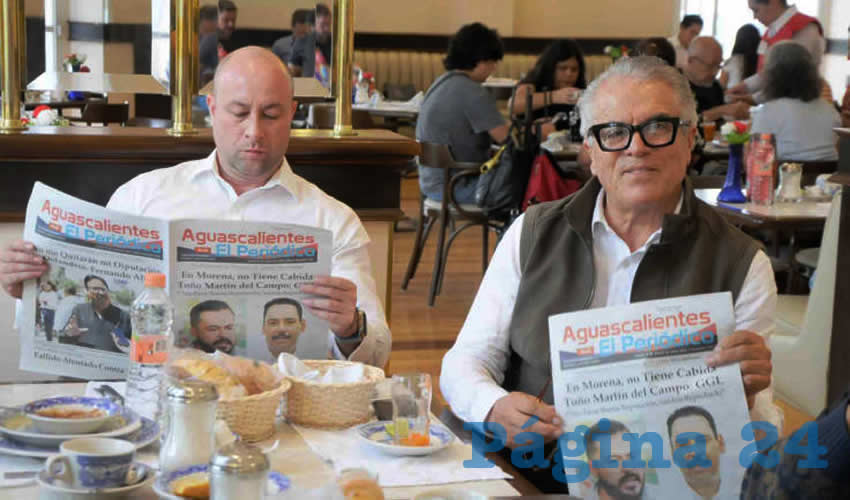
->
[588,117,692,152]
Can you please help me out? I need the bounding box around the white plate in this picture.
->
[0,405,141,447]
[356,420,454,456]
[0,417,159,459]
[37,461,155,499]
[25,396,122,435]
[153,464,290,499]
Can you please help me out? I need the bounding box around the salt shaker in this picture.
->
[775,162,803,203]
[210,441,269,500]
[159,378,219,473]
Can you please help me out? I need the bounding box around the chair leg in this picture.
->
[428,209,450,307]
[436,221,480,296]
[482,224,489,274]
[401,212,435,290]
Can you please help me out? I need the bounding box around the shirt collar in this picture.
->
[591,188,685,242]
[189,150,299,199]
[767,5,798,37]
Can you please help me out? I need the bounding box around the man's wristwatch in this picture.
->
[335,308,367,344]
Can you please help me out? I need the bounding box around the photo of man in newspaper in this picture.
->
[187,299,237,354]
[262,297,306,358]
[62,274,131,354]
[666,405,741,499]
[583,418,659,500]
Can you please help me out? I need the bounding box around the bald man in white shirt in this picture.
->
[0,47,390,368]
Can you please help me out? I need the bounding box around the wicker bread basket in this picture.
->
[217,378,291,442]
[284,360,385,428]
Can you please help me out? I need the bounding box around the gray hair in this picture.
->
[763,41,820,102]
[578,56,698,138]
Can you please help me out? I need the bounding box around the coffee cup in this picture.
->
[45,437,140,489]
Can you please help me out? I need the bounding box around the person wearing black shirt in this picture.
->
[684,37,750,122]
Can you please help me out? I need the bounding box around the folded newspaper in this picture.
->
[548,292,751,499]
[20,182,332,379]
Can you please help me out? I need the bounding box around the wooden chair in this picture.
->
[79,101,129,126]
[308,102,376,129]
[401,142,504,306]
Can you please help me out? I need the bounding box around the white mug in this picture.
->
[45,437,139,489]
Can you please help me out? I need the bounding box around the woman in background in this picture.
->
[751,41,840,161]
[719,24,760,90]
[510,39,587,124]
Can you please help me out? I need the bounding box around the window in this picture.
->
[680,0,821,58]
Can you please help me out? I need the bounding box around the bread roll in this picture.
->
[171,359,246,400]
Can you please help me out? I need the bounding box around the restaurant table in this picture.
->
[0,382,524,499]
[701,141,730,161]
[544,142,582,162]
[353,101,419,120]
[695,188,831,290]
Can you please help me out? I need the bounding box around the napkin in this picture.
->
[277,354,366,383]
[406,91,424,107]
[292,422,512,488]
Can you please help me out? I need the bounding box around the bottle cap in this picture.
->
[210,441,270,475]
[144,272,166,288]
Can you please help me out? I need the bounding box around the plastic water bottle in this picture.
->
[126,272,173,422]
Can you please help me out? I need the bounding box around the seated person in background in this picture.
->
[741,386,850,499]
[719,24,760,92]
[288,3,332,83]
[509,39,587,138]
[198,4,219,38]
[440,56,780,493]
[685,37,751,123]
[272,9,313,67]
[750,41,840,161]
[669,14,703,70]
[0,47,390,368]
[64,275,131,354]
[199,0,238,80]
[415,22,508,204]
[631,37,677,67]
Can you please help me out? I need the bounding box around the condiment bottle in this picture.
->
[159,378,219,473]
[210,441,269,500]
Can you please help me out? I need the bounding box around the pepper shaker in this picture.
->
[210,441,270,500]
[159,378,219,473]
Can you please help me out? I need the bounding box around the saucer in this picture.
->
[0,405,141,447]
[37,461,154,498]
[153,464,290,499]
[0,417,159,459]
[356,420,454,456]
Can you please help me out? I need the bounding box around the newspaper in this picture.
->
[548,292,751,499]
[20,182,332,379]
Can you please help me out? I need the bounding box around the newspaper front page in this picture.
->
[20,182,331,379]
[548,292,751,499]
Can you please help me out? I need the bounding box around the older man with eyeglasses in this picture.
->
[440,56,780,494]
[685,37,751,123]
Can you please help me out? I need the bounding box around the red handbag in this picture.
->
[522,149,582,211]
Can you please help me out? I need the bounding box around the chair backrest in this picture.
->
[418,141,457,171]
[383,82,416,101]
[308,103,375,129]
[81,101,129,126]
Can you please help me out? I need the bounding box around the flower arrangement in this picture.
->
[603,45,629,62]
[22,105,70,127]
[720,121,750,145]
[63,53,90,72]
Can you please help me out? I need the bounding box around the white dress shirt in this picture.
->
[668,35,689,71]
[107,150,390,368]
[744,5,826,99]
[441,189,781,430]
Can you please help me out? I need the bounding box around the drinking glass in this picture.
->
[390,373,432,446]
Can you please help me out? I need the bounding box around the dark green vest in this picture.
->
[503,177,761,403]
